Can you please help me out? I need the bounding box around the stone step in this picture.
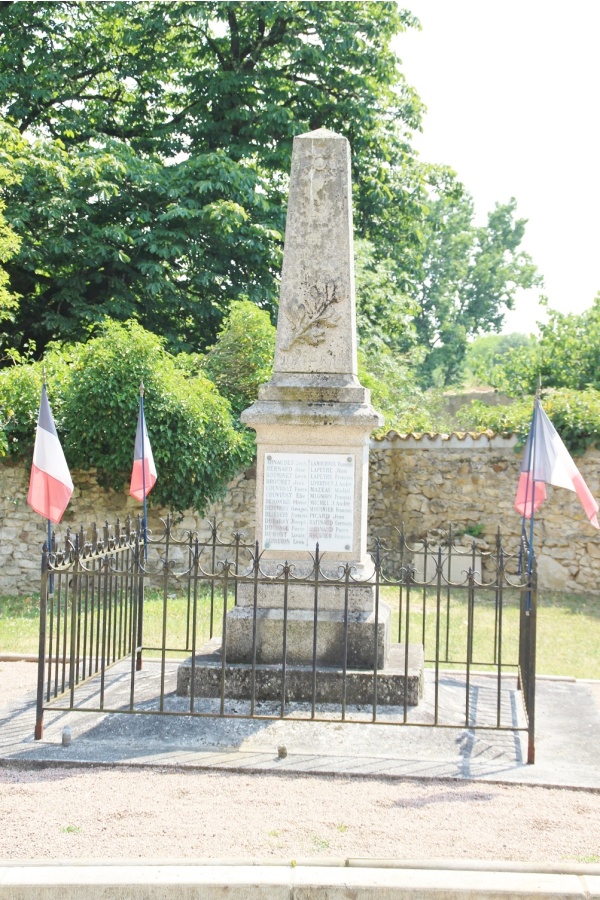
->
[177,640,424,707]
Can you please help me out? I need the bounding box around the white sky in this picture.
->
[393,0,600,335]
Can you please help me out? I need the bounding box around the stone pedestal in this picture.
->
[225,602,390,668]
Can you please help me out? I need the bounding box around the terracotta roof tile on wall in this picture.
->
[370,431,518,450]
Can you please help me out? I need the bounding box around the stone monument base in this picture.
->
[176,639,424,707]
[225,602,391,669]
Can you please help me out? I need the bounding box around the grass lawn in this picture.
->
[1,588,599,680]
[379,587,600,679]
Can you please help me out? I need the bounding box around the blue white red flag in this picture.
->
[129,400,157,502]
[515,398,599,528]
[27,385,73,523]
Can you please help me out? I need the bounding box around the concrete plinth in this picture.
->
[225,601,391,669]
[236,578,376,611]
[177,639,424,706]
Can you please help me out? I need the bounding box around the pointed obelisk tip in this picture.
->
[296,127,346,141]
[273,127,356,377]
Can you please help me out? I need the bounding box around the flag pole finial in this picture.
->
[139,380,145,397]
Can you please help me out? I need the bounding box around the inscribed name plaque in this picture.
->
[263,453,354,552]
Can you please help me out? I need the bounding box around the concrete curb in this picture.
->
[3,858,600,874]
[1,863,600,899]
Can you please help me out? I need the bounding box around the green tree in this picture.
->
[358,343,446,434]
[0,0,540,403]
[457,388,600,456]
[464,332,536,386]
[536,295,600,391]
[2,126,278,354]
[471,295,600,397]
[354,238,418,355]
[413,190,541,387]
[0,1,426,356]
[202,299,275,418]
[0,124,22,339]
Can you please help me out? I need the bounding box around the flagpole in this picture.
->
[139,380,148,561]
[42,367,54,597]
[525,379,542,612]
[518,397,537,575]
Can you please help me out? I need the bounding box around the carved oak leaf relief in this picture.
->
[283,281,342,350]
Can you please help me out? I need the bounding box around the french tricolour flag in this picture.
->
[129,398,157,502]
[27,385,73,524]
[515,398,599,528]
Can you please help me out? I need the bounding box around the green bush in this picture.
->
[0,361,43,457]
[0,320,251,512]
[358,340,448,434]
[456,388,600,455]
[202,299,275,418]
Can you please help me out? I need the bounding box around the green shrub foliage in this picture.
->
[202,300,275,418]
[0,321,250,513]
[456,388,600,455]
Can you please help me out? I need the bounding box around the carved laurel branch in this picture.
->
[284,281,341,350]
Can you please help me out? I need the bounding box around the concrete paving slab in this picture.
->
[1,661,599,788]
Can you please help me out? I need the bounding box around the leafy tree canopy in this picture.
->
[0,1,430,356]
[413,190,541,387]
[464,332,536,386]
[0,0,539,383]
[470,294,600,398]
[202,298,276,418]
[0,125,21,335]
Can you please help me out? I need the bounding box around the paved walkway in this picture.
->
[1,660,599,788]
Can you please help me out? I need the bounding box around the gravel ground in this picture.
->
[1,661,599,864]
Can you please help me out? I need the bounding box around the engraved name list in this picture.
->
[263,453,354,552]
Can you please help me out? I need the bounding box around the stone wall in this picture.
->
[0,460,258,597]
[2,432,599,595]
[368,432,600,593]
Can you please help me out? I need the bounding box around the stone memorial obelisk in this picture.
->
[242,128,382,576]
[178,128,424,707]
[228,128,389,671]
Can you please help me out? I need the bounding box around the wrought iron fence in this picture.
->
[35,517,538,763]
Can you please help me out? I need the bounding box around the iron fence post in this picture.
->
[434,546,442,725]
[68,532,81,708]
[250,541,260,717]
[465,567,475,727]
[341,563,351,721]
[527,556,538,764]
[403,565,412,723]
[135,528,144,671]
[219,561,231,716]
[159,518,171,712]
[188,536,200,714]
[372,540,381,723]
[34,541,49,740]
[310,543,320,719]
[280,562,290,718]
